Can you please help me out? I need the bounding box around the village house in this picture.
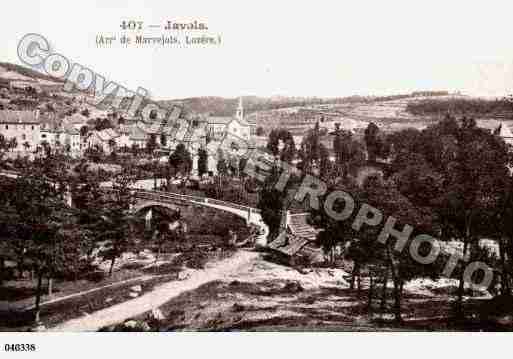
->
[38,117,82,158]
[40,114,61,147]
[38,80,63,94]
[139,120,164,146]
[61,124,81,157]
[128,125,148,149]
[0,110,41,154]
[86,128,120,154]
[117,124,133,149]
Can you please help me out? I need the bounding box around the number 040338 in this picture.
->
[4,344,36,352]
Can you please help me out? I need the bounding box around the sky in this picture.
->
[1,0,513,100]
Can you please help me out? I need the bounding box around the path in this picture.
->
[49,250,259,332]
[23,274,167,311]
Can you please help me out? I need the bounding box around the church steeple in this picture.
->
[236,97,244,122]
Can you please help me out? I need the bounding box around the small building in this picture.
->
[116,124,133,149]
[61,124,81,157]
[0,110,41,153]
[86,128,120,153]
[129,125,148,149]
[267,211,323,266]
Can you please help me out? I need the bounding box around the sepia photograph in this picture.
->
[1,0,513,357]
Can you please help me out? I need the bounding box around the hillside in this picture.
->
[0,62,64,84]
[159,96,370,117]
[3,61,492,134]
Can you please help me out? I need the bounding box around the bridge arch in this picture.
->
[131,201,182,214]
[0,171,269,245]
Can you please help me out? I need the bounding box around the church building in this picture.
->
[206,97,251,141]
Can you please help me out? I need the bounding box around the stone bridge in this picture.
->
[131,189,263,225]
[0,170,269,246]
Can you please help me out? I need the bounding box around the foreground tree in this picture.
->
[216,149,228,176]
[298,122,324,174]
[332,123,366,180]
[146,134,158,155]
[387,115,511,317]
[266,128,296,162]
[169,143,193,177]
[197,148,208,177]
[363,122,389,162]
[98,167,137,276]
[1,161,74,323]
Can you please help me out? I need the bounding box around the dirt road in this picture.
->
[49,251,259,332]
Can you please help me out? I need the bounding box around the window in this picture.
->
[22,134,26,140]
[5,125,8,130]
[31,126,34,130]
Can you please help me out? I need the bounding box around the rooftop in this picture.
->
[0,110,40,124]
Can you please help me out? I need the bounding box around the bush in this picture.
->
[182,250,209,269]
[86,270,106,283]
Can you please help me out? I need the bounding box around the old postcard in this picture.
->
[0,0,512,357]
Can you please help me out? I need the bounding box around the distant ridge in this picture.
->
[0,62,64,83]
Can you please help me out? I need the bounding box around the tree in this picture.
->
[332,124,366,179]
[360,175,437,322]
[108,138,117,153]
[298,122,323,174]
[239,157,248,178]
[0,134,7,164]
[257,166,290,239]
[98,166,137,276]
[153,211,184,263]
[169,143,193,176]
[446,120,509,315]
[387,115,511,317]
[79,125,89,138]
[312,176,363,267]
[146,134,158,154]
[228,153,240,177]
[84,145,103,163]
[94,118,113,131]
[1,159,74,323]
[71,162,104,257]
[160,133,167,148]
[0,134,7,152]
[216,149,228,176]
[198,148,208,177]
[9,137,18,152]
[131,143,139,156]
[266,128,296,162]
[364,122,380,162]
